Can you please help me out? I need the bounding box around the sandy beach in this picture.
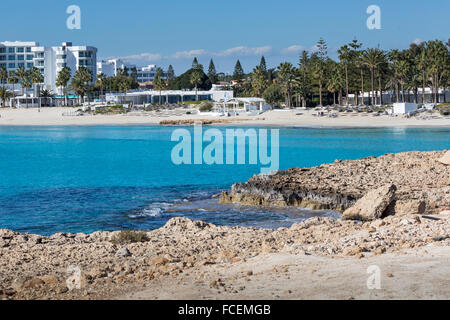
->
[0,107,449,127]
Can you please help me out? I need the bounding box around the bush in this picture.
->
[199,101,214,112]
[111,230,148,244]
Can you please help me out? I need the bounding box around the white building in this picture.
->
[106,88,233,105]
[1,41,97,94]
[97,59,165,83]
[0,41,39,90]
[392,103,418,115]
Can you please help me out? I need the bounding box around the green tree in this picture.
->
[167,65,175,81]
[348,39,363,105]
[56,66,72,106]
[233,60,244,82]
[71,66,93,104]
[207,59,217,84]
[312,38,328,106]
[8,71,18,108]
[362,48,385,105]
[337,44,351,106]
[263,83,283,110]
[30,67,44,107]
[190,70,203,101]
[276,62,296,108]
[153,74,167,104]
[327,63,344,105]
[192,57,203,71]
[251,65,268,97]
[15,66,29,96]
[0,87,12,108]
[0,67,7,90]
[259,56,267,75]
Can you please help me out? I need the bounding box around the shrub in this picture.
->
[199,101,214,112]
[111,230,148,244]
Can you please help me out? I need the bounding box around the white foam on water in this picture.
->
[128,202,171,218]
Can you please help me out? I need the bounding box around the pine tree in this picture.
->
[259,56,267,73]
[208,59,217,84]
[167,65,175,81]
[233,60,244,81]
[192,57,203,70]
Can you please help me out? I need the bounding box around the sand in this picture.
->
[120,245,450,300]
[0,107,449,127]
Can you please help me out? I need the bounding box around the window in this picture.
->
[0,56,5,61]
[26,55,33,60]
[8,48,15,53]
[8,63,15,68]
[17,55,24,61]
[18,62,25,67]
[0,48,5,53]
[27,63,33,68]
[8,55,15,61]
[17,47,24,53]
[26,47,31,52]
[0,63,6,68]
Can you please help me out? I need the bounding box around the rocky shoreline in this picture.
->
[0,150,449,300]
[159,118,264,126]
[220,150,450,218]
[1,212,449,300]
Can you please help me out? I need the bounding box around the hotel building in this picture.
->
[0,41,97,94]
[97,59,165,83]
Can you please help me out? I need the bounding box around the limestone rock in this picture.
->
[115,247,132,258]
[342,184,397,221]
[438,150,450,165]
[394,200,426,215]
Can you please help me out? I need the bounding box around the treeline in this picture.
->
[173,38,449,108]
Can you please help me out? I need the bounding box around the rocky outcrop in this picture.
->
[342,184,397,221]
[220,151,450,216]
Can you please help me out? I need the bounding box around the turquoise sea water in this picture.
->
[0,125,449,235]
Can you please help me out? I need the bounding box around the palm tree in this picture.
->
[348,39,363,105]
[0,87,12,107]
[394,59,409,102]
[40,89,53,107]
[337,45,351,106]
[8,71,18,108]
[251,65,268,97]
[30,67,44,108]
[0,67,7,90]
[416,49,428,103]
[15,66,28,96]
[56,66,72,106]
[71,66,93,104]
[190,70,202,101]
[153,75,166,104]
[327,64,344,105]
[96,72,106,98]
[276,62,296,108]
[362,48,385,105]
[21,74,32,108]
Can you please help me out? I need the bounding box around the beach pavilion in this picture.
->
[213,97,270,116]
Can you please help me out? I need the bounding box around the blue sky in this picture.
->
[1,0,449,74]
